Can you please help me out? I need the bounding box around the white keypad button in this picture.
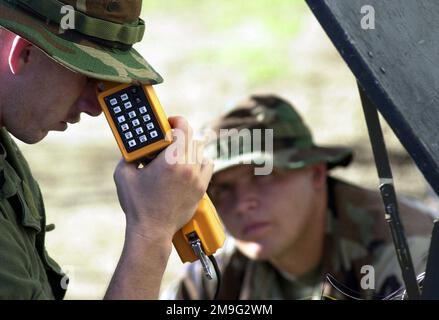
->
[117,116,126,123]
[146,122,154,130]
[128,111,137,119]
[124,102,132,109]
[139,135,147,143]
[125,132,133,139]
[113,106,122,114]
[110,98,118,106]
[128,139,136,147]
[150,130,158,138]
[135,127,144,135]
[121,124,129,131]
[121,93,129,101]
[132,119,140,126]
[139,106,147,114]
[143,114,151,122]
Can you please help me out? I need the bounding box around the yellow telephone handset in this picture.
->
[96,81,225,278]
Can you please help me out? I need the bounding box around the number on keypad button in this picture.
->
[117,116,126,123]
[113,106,122,114]
[110,98,118,106]
[132,119,140,126]
[121,124,129,131]
[143,115,151,122]
[146,122,154,130]
[139,135,147,143]
[128,111,136,119]
[150,131,158,138]
[128,140,136,147]
[139,106,147,114]
[125,132,133,139]
[124,102,132,109]
[135,127,144,135]
[121,94,129,101]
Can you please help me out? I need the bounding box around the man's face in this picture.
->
[208,164,325,261]
[1,39,102,144]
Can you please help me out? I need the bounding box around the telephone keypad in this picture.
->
[104,85,165,152]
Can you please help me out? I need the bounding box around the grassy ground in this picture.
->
[15,0,437,299]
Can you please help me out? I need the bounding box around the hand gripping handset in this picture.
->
[96,82,225,279]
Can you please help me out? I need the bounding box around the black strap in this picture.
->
[358,83,420,300]
[421,219,439,299]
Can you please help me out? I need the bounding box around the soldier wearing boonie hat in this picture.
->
[0,0,213,299]
[204,94,353,174]
[164,94,434,300]
[0,0,162,84]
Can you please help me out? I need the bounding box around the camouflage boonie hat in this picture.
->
[204,95,353,173]
[0,0,162,84]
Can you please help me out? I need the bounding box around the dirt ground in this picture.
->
[15,1,438,299]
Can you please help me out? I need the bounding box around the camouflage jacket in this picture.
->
[163,177,434,300]
[0,129,65,299]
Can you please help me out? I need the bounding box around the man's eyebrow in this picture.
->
[209,178,230,187]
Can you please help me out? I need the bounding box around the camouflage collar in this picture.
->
[0,137,18,199]
[0,128,42,231]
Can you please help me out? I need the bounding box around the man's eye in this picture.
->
[208,184,232,200]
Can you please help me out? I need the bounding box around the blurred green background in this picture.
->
[14,0,437,299]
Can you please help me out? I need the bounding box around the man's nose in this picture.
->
[232,186,259,217]
[76,81,102,117]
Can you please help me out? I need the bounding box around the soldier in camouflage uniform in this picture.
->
[0,0,212,299]
[164,95,434,300]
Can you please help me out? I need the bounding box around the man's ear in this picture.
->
[8,35,32,75]
[311,162,327,189]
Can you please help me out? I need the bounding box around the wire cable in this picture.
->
[209,255,221,300]
[323,272,426,300]
[324,274,364,300]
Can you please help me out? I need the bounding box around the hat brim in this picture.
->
[0,0,163,85]
[212,145,353,174]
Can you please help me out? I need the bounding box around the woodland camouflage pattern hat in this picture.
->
[204,94,353,173]
[0,0,162,84]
